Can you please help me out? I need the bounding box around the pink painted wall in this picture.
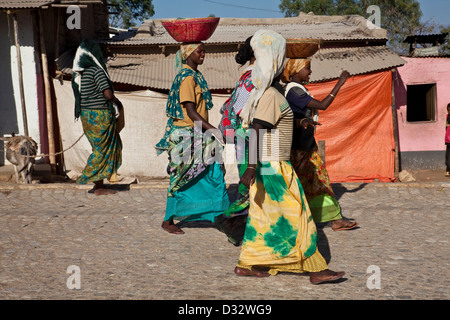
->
[394,57,450,152]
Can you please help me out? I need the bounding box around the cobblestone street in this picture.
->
[0,179,449,300]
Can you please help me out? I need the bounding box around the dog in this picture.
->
[1,133,38,184]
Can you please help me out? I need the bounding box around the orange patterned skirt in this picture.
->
[290,145,342,223]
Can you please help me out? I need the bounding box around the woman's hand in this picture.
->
[296,118,321,129]
[240,166,256,189]
[337,70,350,86]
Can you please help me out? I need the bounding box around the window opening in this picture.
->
[406,83,436,122]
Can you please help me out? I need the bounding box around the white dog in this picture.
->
[1,134,38,184]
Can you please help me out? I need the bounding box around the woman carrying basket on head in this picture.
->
[155,42,230,235]
[281,58,358,231]
[234,30,345,284]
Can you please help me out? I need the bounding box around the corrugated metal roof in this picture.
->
[55,14,404,90]
[0,0,103,9]
[107,53,244,90]
[106,15,387,46]
[102,46,406,89]
[404,33,448,44]
[309,46,406,82]
[0,0,53,8]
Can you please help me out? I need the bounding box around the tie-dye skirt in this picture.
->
[237,161,328,275]
[77,109,122,184]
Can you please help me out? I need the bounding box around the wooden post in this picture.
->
[391,69,400,179]
[12,13,29,137]
[54,8,59,62]
[38,9,56,172]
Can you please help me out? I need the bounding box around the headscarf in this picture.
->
[281,58,310,84]
[283,58,319,124]
[174,42,203,74]
[71,39,113,120]
[239,30,286,129]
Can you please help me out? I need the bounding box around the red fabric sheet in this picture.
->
[306,71,395,182]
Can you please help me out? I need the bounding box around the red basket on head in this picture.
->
[285,38,322,58]
[161,17,220,43]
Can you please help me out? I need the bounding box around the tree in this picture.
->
[439,25,450,55]
[109,0,155,29]
[279,0,441,53]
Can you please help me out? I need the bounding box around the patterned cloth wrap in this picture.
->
[77,109,122,184]
[155,44,229,224]
[72,39,115,120]
[236,30,328,274]
[218,67,254,217]
[282,58,342,223]
[155,62,213,155]
[71,39,122,184]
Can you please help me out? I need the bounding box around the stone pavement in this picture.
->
[0,174,449,300]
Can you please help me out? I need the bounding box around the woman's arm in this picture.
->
[240,122,265,189]
[184,102,215,131]
[103,88,123,110]
[185,102,225,144]
[306,70,350,111]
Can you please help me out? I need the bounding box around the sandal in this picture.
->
[331,219,358,231]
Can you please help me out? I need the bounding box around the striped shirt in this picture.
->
[253,87,294,161]
[80,66,111,110]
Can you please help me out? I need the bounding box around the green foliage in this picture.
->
[439,26,450,55]
[279,0,445,54]
[109,0,155,29]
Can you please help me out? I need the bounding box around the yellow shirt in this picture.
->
[173,65,209,127]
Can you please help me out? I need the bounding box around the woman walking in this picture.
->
[72,39,123,196]
[218,36,255,218]
[215,37,255,245]
[281,58,358,231]
[155,42,230,234]
[234,30,345,284]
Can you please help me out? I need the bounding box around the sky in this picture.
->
[150,0,449,27]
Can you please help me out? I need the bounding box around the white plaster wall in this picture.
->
[54,79,240,184]
[9,11,40,147]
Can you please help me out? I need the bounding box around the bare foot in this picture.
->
[161,220,185,234]
[93,188,117,196]
[309,269,345,284]
[234,266,270,277]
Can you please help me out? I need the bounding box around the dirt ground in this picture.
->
[0,164,449,184]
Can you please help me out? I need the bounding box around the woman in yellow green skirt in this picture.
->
[235,30,345,284]
[72,39,123,195]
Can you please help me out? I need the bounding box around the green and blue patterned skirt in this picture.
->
[164,126,229,223]
[77,109,122,184]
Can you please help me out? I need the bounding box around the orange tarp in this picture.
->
[306,70,395,182]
